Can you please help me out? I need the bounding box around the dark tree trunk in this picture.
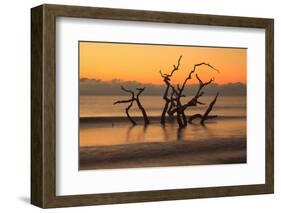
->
[167,101,175,117]
[114,98,136,125]
[135,87,150,125]
[161,102,169,124]
[167,91,176,120]
[159,56,182,125]
[125,101,136,125]
[175,97,187,128]
[182,111,187,126]
[160,85,170,125]
[201,93,219,125]
[175,97,184,128]
[114,86,137,126]
[136,99,149,125]
[176,113,184,128]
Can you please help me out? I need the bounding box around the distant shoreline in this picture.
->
[80,79,247,96]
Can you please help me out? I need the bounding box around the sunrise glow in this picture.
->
[79,42,246,85]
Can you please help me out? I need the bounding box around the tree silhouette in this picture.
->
[135,88,150,125]
[188,93,219,124]
[163,59,219,128]
[113,56,220,128]
[114,86,149,125]
[159,56,182,125]
[201,92,219,125]
[113,86,136,125]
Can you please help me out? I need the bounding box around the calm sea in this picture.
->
[80,95,246,118]
[79,96,246,147]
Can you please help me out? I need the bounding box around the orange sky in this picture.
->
[79,42,246,85]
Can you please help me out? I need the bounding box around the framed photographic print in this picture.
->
[31,4,274,208]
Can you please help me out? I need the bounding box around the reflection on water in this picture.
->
[80,118,246,147]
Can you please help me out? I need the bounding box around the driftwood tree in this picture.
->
[201,93,219,124]
[159,55,182,125]
[114,86,149,125]
[188,93,219,125]
[135,88,150,125]
[161,59,220,128]
[113,86,136,125]
[167,90,177,117]
[114,56,219,128]
[169,73,215,115]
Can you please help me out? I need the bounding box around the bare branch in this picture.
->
[170,73,215,115]
[159,56,182,124]
[201,93,219,125]
[197,101,206,105]
[188,93,219,125]
[159,70,165,78]
[121,86,134,97]
[135,87,149,125]
[177,84,181,92]
[125,101,136,125]
[193,62,219,73]
[178,62,218,95]
[136,87,145,97]
[170,84,179,96]
[159,56,182,79]
[167,90,177,116]
[115,86,149,125]
[167,55,182,77]
[188,114,218,124]
[158,58,219,128]
[195,73,203,85]
[114,99,133,105]
[196,74,214,87]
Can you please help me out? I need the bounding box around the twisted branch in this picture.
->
[159,56,182,124]
[167,62,218,128]
[114,86,149,125]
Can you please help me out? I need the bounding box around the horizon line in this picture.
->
[79,77,247,86]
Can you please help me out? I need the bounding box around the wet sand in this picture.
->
[79,137,246,170]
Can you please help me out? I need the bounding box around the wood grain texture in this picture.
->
[31,4,274,208]
[31,5,43,207]
[265,20,274,193]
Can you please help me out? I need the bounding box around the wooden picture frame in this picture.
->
[31,4,274,208]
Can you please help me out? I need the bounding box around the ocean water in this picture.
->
[79,96,246,147]
[80,95,246,118]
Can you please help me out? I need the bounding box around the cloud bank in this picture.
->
[80,78,246,96]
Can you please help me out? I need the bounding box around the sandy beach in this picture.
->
[79,136,246,170]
